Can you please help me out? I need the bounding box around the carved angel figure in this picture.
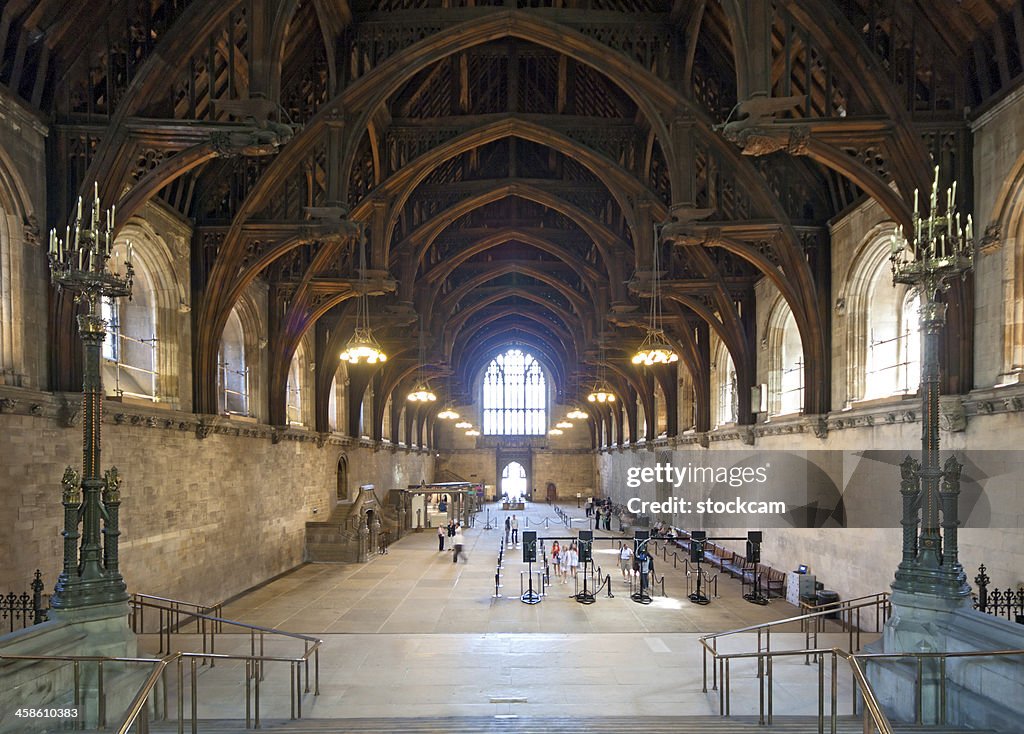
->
[61,466,81,504]
[103,466,122,503]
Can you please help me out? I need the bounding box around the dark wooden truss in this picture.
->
[1,0,995,446]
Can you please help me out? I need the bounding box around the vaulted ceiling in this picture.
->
[1,0,1009,441]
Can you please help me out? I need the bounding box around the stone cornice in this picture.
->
[593,384,1024,452]
[0,385,434,454]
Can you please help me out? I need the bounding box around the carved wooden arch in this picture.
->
[372,353,429,442]
[668,294,749,382]
[194,9,828,415]
[402,182,626,271]
[601,361,652,444]
[603,353,657,439]
[268,277,356,425]
[802,138,911,227]
[419,228,605,289]
[436,261,591,320]
[374,116,655,251]
[454,314,578,370]
[452,311,576,380]
[443,290,581,354]
[457,330,571,396]
[432,269,595,353]
[683,246,752,363]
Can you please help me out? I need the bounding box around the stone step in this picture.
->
[77,717,1004,734]
[126,715,1000,733]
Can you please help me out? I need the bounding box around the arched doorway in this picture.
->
[501,461,527,500]
[337,456,348,501]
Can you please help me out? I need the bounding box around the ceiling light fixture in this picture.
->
[437,408,460,420]
[567,408,589,420]
[632,223,678,366]
[341,227,387,365]
[407,314,436,402]
[587,332,617,404]
[555,420,573,429]
[548,428,563,436]
[455,420,472,429]
[465,428,480,436]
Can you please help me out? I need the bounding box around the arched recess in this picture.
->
[992,150,1024,384]
[110,219,189,407]
[711,338,738,428]
[763,294,804,416]
[286,332,315,427]
[0,149,33,388]
[837,223,922,405]
[217,290,265,421]
[336,454,349,502]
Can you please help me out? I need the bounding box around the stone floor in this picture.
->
[139,501,870,721]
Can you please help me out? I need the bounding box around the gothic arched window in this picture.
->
[482,348,547,435]
[218,308,249,416]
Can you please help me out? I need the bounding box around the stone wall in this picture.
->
[597,402,1024,604]
[0,387,433,606]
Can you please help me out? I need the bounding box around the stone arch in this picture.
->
[286,331,315,427]
[0,148,34,388]
[991,149,1024,383]
[336,454,349,502]
[836,222,917,404]
[218,288,265,420]
[763,293,804,416]
[711,337,737,428]
[110,218,188,406]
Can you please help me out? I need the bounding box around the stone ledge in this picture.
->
[0,385,435,454]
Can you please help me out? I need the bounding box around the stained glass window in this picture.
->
[482,349,547,435]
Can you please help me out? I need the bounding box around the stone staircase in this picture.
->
[134,715,998,733]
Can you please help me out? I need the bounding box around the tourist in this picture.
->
[504,515,511,545]
[453,525,466,563]
[551,541,561,580]
[619,542,633,582]
[437,525,445,552]
[510,515,519,544]
[560,540,571,583]
[567,542,579,583]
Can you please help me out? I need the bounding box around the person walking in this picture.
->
[510,515,519,544]
[437,524,445,552]
[619,542,633,582]
[504,516,511,545]
[452,525,466,563]
[551,541,561,580]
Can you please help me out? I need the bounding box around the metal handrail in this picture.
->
[835,649,894,734]
[702,592,890,641]
[699,594,892,698]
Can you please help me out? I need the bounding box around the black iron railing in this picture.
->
[1,570,48,632]
[973,564,1024,624]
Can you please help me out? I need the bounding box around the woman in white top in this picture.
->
[567,542,579,581]
[560,542,571,583]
